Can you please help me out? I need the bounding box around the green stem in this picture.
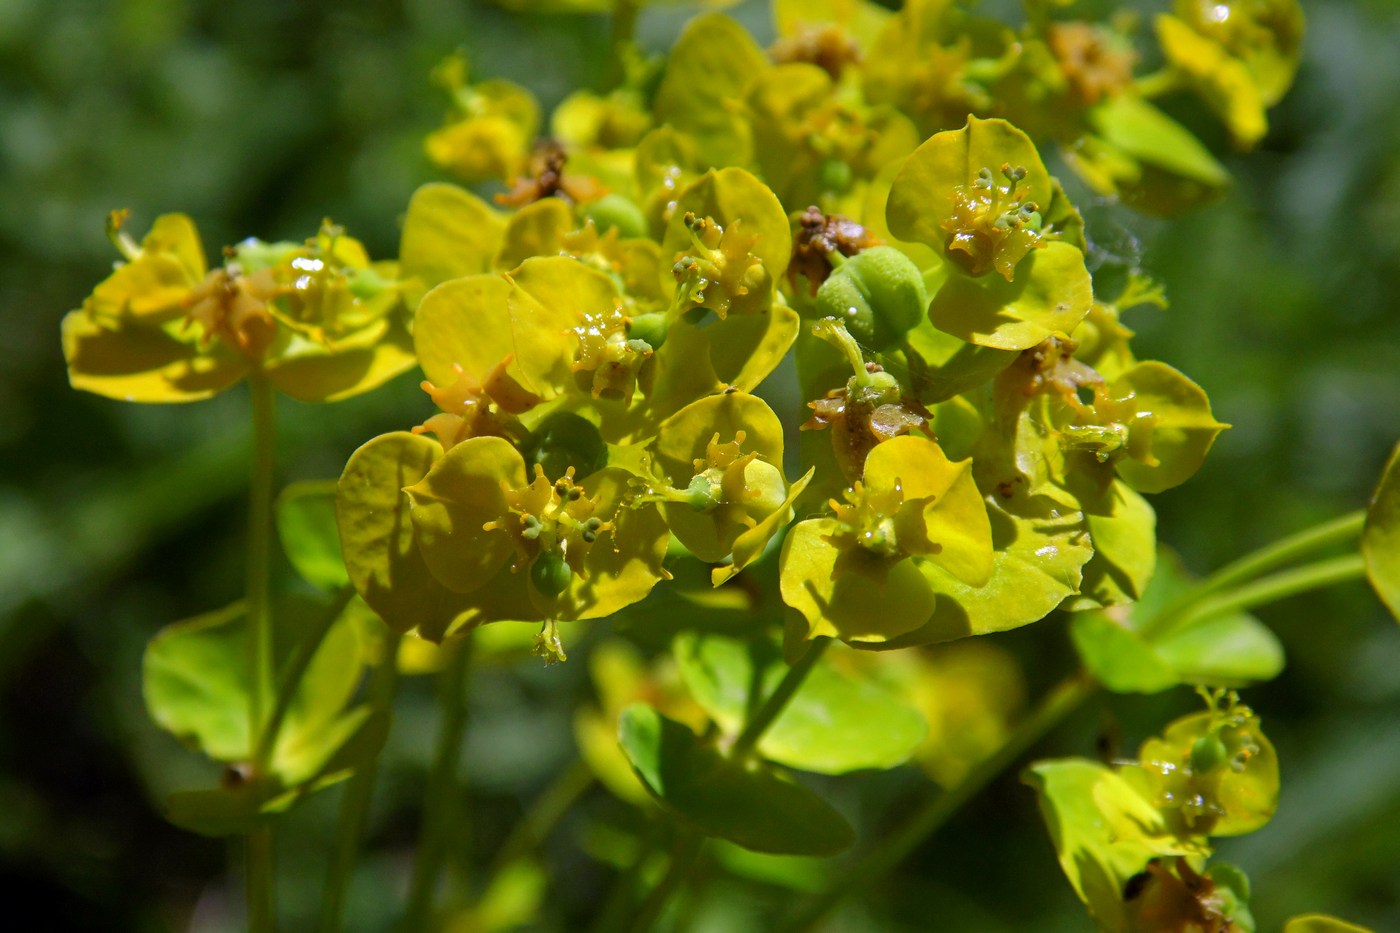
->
[608,0,639,90]
[627,829,704,933]
[1164,554,1367,634]
[319,630,405,933]
[1192,510,1362,601]
[257,585,355,768]
[1133,68,1182,99]
[248,827,277,933]
[780,672,1097,933]
[590,823,663,933]
[489,759,595,874]
[246,373,278,933]
[248,373,277,761]
[731,636,831,759]
[1142,510,1364,640]
[402,636,474,932]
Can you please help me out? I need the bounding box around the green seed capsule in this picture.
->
[1189,733,1230,774]
[813,246,927,351]
[530,551,573,599]
[524,411,608,481]
[582,193,649,239]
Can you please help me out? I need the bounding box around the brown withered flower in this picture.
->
[789,206,882,293]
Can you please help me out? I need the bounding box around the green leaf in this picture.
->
[263,318,418,404]
[1087,95,1230,189]
[1071,550,1284,691]
[1363,441,1400,622]
[1121,706,1279,838]
[1024,759,1201,931]
[336,431,479,640]
[495,197,575,272]
[926,242,1093,350]
[1070,612,1179,694]
[142,595,366,784]
[617,704,855,856]
[276,480,349,591]
[710,841,828,893]
[672,632,927,774]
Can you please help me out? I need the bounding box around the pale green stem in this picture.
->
[248,373,277,760]
[247,827,277,933]
[256,585,355,767]
[627,829,704,933]
[1161,554,1367,635]
[246,373,278,933]
[319,630,405,933]
[731,636,831,759]
[779,672,1096,933]
[402,636,474,932]
[489,759,595,874]
[1142,510,1365,641]
[608,0,639,90]
[1133,68,1182,99]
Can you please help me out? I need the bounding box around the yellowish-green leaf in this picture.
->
[404,435,524,594]
[336,432,479,640]
[653,13,767,168]
[673,632,927,774]
[887,117,1052,256]
[1364,442,1400,622]
[496,197,575,271]
[1157,14,1267,148]
[399,182,505,307]
[1064,480,1157,611]
[1025,759,1202,931]
[62,310,248,403]
[1104,361,1229,494]
[927,242,1093,350]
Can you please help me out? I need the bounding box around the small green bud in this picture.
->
[1190,733,1230,774]
[530,551,573,598]
[626,312,668,350]
[1204,863,1251,903]
[582,193,649,239]
[818,157,854,195]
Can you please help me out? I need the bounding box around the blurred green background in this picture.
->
[2,0,1398,930]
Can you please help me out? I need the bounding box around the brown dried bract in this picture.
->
[1048,22,1138,106]
[789,206,882,293]
[495,138,605,207]
[998,335,1104,416]
[769,25,862,81]
[803,373,933,481]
